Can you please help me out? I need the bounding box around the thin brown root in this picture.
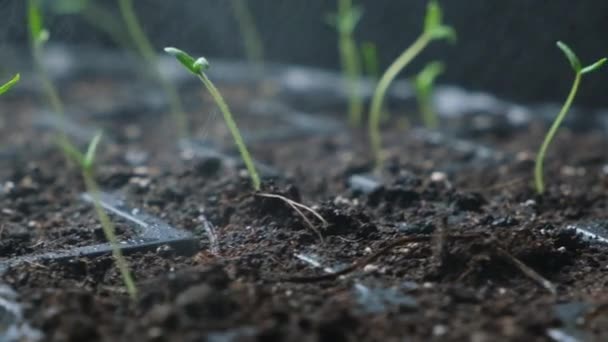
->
[257,193,326,243]
[495,247,557,294]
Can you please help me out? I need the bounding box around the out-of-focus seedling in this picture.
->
[413,61,444,128]
[27,0,69,146]
[49,0,132,49]
[230,0,265,73]
[534,41,607,194]
[117,0,188,138]
[0,74,20,96]
[164,47,261,191]
[327,0,364,126]
[369,0,455,169]
[58,132,138,299]
[361,41,391,121]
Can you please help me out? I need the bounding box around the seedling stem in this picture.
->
[0,74,20,95]
[59,133,138,299]
[230,0,265,73]
[164,47,261,191]
[368,0,455,169]
[118,0,188,138]
[534,41,607,194]
[414,61,444,128]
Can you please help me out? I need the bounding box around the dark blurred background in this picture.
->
[1,0,607,108]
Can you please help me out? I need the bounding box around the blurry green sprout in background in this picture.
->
[369,0,455,170]
[0,74,20,96]
[413,61,444,129]
[534,41,607,194]
[327,0,364,126]
[165,47,262,191]
[230,0,265,73]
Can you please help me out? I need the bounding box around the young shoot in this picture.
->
[0,74,20,96]
[27,0,69,145]
[117,0,188,138]
[368,0,455,169]
[413,61,444,129]
[328,0,364,126]
[58,132,138,299]
[164,47,261,191]
[230,0,265,73]
[534,41,607,194]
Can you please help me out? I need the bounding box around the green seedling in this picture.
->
[368,0,455,169]
[58,133,137,299]
[413,61,444,128]
[164,47,261,191]
[117,0,188,138]
[327,0,364,126]
[361,41,391,121]
[534,41,607,194]
[0,74,20,96]
[230,0,265,73]
[28,0,69,145]
[49,0,133,49]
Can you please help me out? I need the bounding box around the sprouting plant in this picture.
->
[534,42,606,194]
[164,47,261,191]
[361,41,379,80]
[327,0,364,126]
[117,0,188,138]
[0,74,20,96]
[230,0,265,73]
[27,0,69,146]
[368,0,455,169]
[361,41,391,121]
[58,132,137,299]
[49,0,133,49]
[413,61,444,129]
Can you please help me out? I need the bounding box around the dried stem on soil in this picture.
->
[494,247,556,294]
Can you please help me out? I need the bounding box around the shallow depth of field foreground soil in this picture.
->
[1,54,608,341]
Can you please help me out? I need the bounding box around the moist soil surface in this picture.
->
[2,57,608,341]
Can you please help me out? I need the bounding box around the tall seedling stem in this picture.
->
[59,133,137,299]
[118,0,188,138]
[328,0,364,126]
[369,0,455,169]
[534,41,606,194]
[164,48,261,190]
[230,0,265,74]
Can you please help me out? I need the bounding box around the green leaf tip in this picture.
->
[164,47,210,75]
[423,0,456,42]
[0,74,20,96]
[415,61,445,91]
[84,131,103,169]
[27,0,49,45]
[581,57,607,75]
[556,41,581,72]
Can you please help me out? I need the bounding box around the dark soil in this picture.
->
[2,54,608,341]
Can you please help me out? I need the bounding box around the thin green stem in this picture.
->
[83,170,137,299]
[534,72,581,194]
[230,0,264,73]
[419,94,438,129]
[369,33,431,169]
[198,73,261,190]
[118,0,188,138]
[338,0,363,126]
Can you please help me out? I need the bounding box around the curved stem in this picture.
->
[198,73,261,190]
[534,72,581,194]
[83,170,137,299]
[369,33,431,169]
